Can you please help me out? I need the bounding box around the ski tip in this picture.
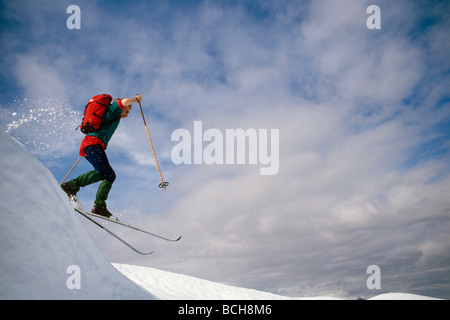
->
[132,249,154,255]
[175,235,182,241]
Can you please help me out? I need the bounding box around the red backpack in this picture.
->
[79,94,113,134]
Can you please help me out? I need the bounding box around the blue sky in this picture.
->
[1,0,450,299]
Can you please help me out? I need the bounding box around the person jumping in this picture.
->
[61,94,142,218]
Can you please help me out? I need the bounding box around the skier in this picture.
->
[61,94,142,218]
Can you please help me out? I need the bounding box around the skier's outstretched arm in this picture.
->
[121,94,142,107]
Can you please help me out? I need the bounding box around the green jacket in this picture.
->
[87,101,122,149]
[79,101,124,156]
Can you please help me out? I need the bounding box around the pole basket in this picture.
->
[159,181,169,189]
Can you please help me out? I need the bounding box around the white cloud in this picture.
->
[13,55,68,100]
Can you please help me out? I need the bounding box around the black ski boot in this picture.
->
[92,205,115,219]
[61,182,77,199]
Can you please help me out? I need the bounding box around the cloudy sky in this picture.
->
[1,0,449,299]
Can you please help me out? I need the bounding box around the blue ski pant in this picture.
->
[67,144,116,207]
[84,144,116,184]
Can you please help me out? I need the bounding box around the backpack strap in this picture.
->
[100,116,121,128]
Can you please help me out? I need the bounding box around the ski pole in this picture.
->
[137,97,169,189]
[60,156,82,185]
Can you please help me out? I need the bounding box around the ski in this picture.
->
[74,207,153,255]
[74,206,182,242]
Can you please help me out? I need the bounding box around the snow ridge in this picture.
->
[0,130,153,299]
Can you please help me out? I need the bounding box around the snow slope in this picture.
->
[368,293,441,300]
[0,130,441,300]
[112,264,441,300]
[113,263,335,300]
[0,130,154,299]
